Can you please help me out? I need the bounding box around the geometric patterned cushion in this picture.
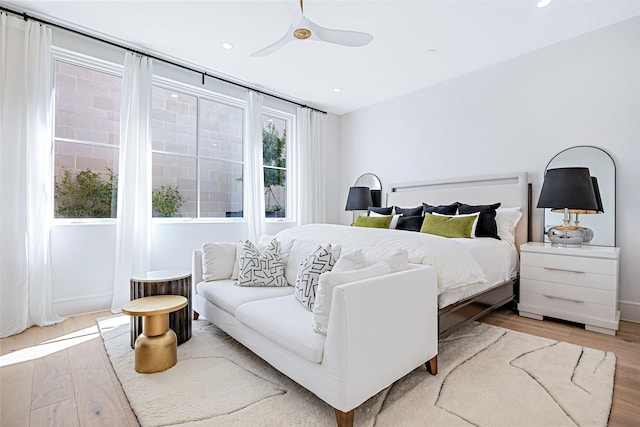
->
[294,246,336,311]
[236,239,288,287]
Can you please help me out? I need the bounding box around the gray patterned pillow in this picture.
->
[236,240,288,287]
[294,246,336,310]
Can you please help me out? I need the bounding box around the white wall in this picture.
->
[337,17,640,322]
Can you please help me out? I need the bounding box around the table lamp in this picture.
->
[537,167,599,247]
[550,176,603,243]
[345,186,372,224]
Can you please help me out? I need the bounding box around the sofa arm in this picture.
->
[192,249,203,285]
[322,265,438,412]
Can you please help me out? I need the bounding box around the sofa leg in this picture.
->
[334,408,354,427]
[426,355,438,375]
[193,310,199,320]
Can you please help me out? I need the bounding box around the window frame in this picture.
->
[151,76,247,221]
[262,107,295,222]
[51,48,124,224]
[50,49,298,224]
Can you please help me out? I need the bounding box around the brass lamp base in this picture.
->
[547,223,586,248]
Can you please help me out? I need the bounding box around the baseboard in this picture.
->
[53,292,112,317]
[619,300,640,324]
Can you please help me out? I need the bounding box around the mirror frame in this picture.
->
[354,173,382,209]
[543,145,616,246]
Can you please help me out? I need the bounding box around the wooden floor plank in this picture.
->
[30,398,80,427]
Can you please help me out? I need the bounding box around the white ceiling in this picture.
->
[3,0,640,115]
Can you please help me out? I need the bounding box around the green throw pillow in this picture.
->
[420,213,477,238]
[354,215,392,229]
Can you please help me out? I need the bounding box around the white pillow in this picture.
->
[294,246,336,310]
[433,212,480,238]
[313,262,391,335]
[236,240,288,287]
[495,207,523,244]
[201,242,237,281]
[230,240,243,280]
[369,211,401,229]
[333,247,409,272]
[332,248,367,273]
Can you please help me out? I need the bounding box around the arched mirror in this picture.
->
[354,173,382,207]
[544,146,616,246]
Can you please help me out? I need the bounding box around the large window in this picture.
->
[52,52,294,221]
[53,59,122,218]
[151,84,244,218]
[262,113,289,219]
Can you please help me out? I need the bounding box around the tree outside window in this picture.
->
[262,115,287,218]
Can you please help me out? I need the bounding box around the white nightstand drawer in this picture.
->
[520,265,617,291]
[521,252,617,275]
[520,278,617,306]
[520,290,617,320]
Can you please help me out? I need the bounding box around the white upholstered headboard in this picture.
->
[387,172,530,250]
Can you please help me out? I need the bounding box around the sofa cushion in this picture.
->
[237,240,288,287]
[313,261,391,335]
[284,240,340,286]
[202,242,237,281]
[294,246,336,311]
[196,280,294,316]
[236,295,326,363]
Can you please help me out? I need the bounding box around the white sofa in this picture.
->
[191,246,438,427]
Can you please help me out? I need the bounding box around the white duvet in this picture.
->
[275,224,487,294]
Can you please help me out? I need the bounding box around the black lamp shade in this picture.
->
[345,186,372,211]
[370,189,382,208]
[537,167,598,211]
[549,176,604,214]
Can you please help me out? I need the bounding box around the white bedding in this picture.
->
[275,224,486,294]
[439,238,519,308]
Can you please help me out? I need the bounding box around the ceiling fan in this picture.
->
[250,0,373,57]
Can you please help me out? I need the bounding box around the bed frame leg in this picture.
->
[334,408,354,427]
[193,310,199,320]
[426,355,438,375]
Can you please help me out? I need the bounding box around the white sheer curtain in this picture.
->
[0,13,64,337]
[244,91,265,242]
[296,107,328,225]
[111,53,153,312]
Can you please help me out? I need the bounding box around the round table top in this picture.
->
[131,270,191,282]
[122,295,188,316]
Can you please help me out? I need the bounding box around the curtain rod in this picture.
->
[0,5,327,115]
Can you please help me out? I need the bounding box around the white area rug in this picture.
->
[98,317,615,427]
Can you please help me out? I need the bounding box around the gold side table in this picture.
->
[130,270,192,348]
[122,295,188,374]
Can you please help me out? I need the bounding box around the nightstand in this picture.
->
[518,242,620,336]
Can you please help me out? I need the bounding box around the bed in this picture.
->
[276,172,530,337]
[387,172,529,336]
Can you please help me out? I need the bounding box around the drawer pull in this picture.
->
[543,294,584,304]
[543,267,586,274]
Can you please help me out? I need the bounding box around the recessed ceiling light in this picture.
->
[537,0,551,8]
[333,88,342,93]
[222,42,233,50]
[426,49,437,54]
[170,93,179,98]
[267,117,273,122]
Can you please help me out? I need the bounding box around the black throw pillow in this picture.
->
[422,202,459,215]
[368,206,393,215]
[394,206,423,217]
[396,215,424,232]
[458,203,501,239]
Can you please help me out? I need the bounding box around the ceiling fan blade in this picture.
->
[250,28,295,57]
[309,21,373,47]
[282,0,304,22]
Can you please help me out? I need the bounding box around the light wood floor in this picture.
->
[1,308,639,426]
